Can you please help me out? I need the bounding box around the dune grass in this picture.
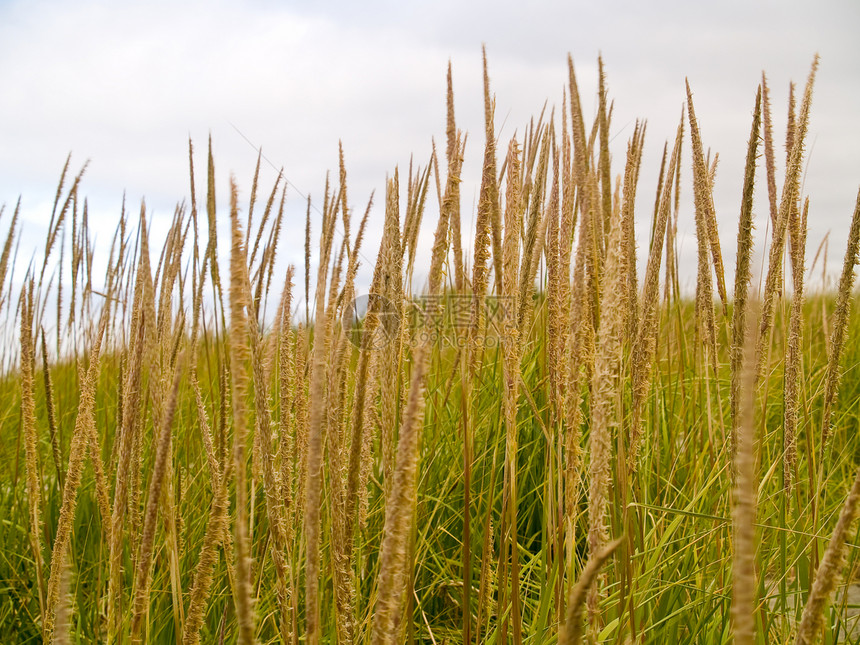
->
[2,53,860,644]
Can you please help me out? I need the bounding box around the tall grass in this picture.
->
[2,52,860,645]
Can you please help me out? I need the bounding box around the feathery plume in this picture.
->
[629,118,683,470]
[730,88,762,453]
[129,359,184,643]
[783,196,809,493]
[44,309,108,642]
[586,149,627,625]
[20,284,47,628]
[687,82,728,313]
[755,57,819,380]
[226,178,256,645]
[304,180,337,645]
[821,187,860,446]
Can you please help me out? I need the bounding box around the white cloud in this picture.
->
[1,0,858,307]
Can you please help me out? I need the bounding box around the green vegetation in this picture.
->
[1,52,860,644]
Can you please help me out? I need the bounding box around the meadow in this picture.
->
[2,52,860,644]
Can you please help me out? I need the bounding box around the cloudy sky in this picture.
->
[1,0,858,309]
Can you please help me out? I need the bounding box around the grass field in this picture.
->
[2,53,860,644]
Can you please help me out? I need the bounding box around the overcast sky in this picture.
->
[1,0,858,312]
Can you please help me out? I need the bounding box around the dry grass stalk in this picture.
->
[370,344,429,645]
[796,457,860,645]
[760,75,779,232]
[481,47,504,294]
[559,95,577,303]
[446,63,465,292]
[331,405,363,614]
[755,57,818,380]
[44,310,108,642]
[0,200,19,313]
[379,173,403,489]
[692,173,719,371]
[547,140,565,420]
[127,326,146,549]
[615,123,644,338]
[554,111,578,565]
[20,285,47,629]
[402,162,432,283]
[586,158,627,626]
[471,51,499,354]
[108,219,152,642]
[669,130,684,301]
[629,119,683,470]
[183,462,232,645]
[786,82,797,167]
[106,245,150,642]
[204,137,225,315]
[498,137,525,645]
[51,547,74,645]
[730,89,762,451]
[456,48,502,642]
[686,81,728,314]
[40,329,64,491]
[597,56,612,246]
[246,273,292,642]
[708,153,720,194]
[821,187,860,446]
[277,267,296,533]
[733,302,759,645]
[343,197,400,548]
[84,373,113,543]
[261,185,288,314]
[225,178,257,645]
[153,243,189,641]
[564,131,598,565]
[129,359,184,643]
[293,324,309,526]
[41,162,88,286]
[370,128,451,642]
[304,177,338,645]
[327,200,375,645]
[651,142,668,244]
[126,210,154,533]
[685,87,720,377]
[559,537,623,645]
[304,196,311,324]
[564,61,603,327]
[192,372,221,490]
[622,121,644,339]
[249,168,281,274]
[784,81,802,280]
[566,55,590,211]
[517,129,552,332]
[783,197,809,494]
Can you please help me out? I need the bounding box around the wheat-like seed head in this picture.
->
[586,144,627,626]
[304,171,339,645]
[755,56,818,382]
[44,308,108,642]
[19,284,47,630]
[822,188,860,445]
[730,88,762,457]
[226,177,256,645]
[628,117,683,471]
